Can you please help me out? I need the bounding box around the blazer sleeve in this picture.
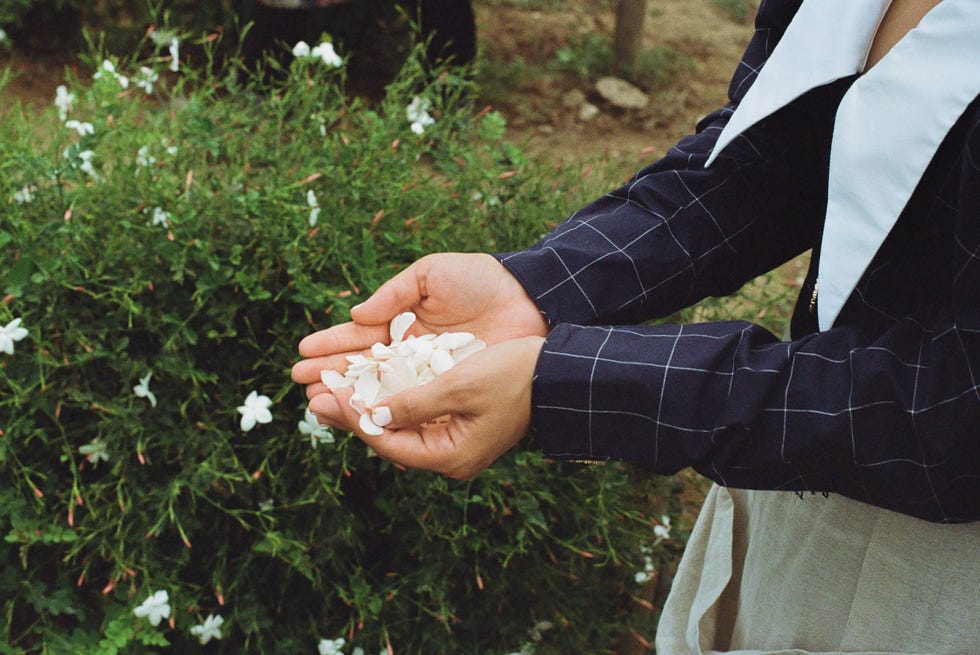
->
[495,0,980,524]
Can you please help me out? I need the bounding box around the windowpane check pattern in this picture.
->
[497,0,980,523]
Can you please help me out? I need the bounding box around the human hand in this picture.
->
[310,336,545,479]
[291,253,548,400]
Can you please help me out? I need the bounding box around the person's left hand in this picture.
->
[310,335,545,479]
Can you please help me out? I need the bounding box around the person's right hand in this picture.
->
[290,252,549,404]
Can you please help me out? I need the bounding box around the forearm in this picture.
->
[530,316,980,523]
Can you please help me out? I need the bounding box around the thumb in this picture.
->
[376,370,465,430]
[350,260,426,326]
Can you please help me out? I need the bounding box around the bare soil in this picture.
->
[474,0,759,174]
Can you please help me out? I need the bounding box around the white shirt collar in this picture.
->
[705,0,980,330]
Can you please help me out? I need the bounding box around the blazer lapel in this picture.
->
[818,0,980,329]
[705,0,890,167]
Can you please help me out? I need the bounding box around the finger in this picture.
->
[305,381,329,400]
[362,423,453,473]
[377,369,466,430]
[309,392,357,433]
[297,321,391,359]
[292,351,364,385]
[349,258,428,325]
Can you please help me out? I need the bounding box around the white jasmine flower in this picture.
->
[93,59,129,88]
[168,38,180,72]
[136,145,156,168]
[65,120,94,136]
[189,614,224,644]
[634,554,656,584]
[133,372,157,407]
[13,185,35,204]
[298,408,334,448]
[406,96,435,134]
[150,207,170,228]
[135,66,159,94]
[311,41,342,67]
[653,514,671,541]
[318,637,346,655]
[54,85,75,121]
[0,318,29,355]
[292,40,311,58]
[307,189,320,226]
[133,590,171,627]
[93,59,117,79]
[320,312,485,436]
[238,390,273,432]
[78,438,110,467]
[75,150,99,179]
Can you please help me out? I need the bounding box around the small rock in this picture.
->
[595,76,649,110]
[578,102,600,122]
[562,88,586,109]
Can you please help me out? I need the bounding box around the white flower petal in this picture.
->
[389,312,416,343]
[433,331,475,350]
[429,348,455,375]
[292,40,311,57]
[371,406,392,427]
[353,371,381,406]
[320,369,348,389]
[359,412,384,436]
[451,338,487,362]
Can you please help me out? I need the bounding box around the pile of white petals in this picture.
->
[320,312,485,436]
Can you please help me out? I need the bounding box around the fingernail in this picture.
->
[372,406,392,427]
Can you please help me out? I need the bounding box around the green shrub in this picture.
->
[0,36,680,654]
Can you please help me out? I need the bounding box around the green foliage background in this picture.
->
[0,33,687,653]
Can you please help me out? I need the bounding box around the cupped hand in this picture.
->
[309,336,546,479]
[290,253,548,399]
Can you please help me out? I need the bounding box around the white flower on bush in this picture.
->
[93,59,129,89]
[65,149,99,180]
[292,40,311,57]
[65,120,94,136]
[634,553,656,584]
[168,38,180,72]
[135,66,159,94]
[307,189,320,226]
[406,96,435,135]
[320,312,485,436]
[0,318,29,355]
[133,589,171,626]
[298,408,334,448]
[318,637,346,655]
[150,207,171,228]
[133,372,157,407]
[189,614,224,644]
[54,85,75,121]
[13,185,35,204]
[312,42,342,67]
[78,438,110,467]
[654,514,671,541]
[136,145,156,168]
[293,40,343,67]
[238,390,273,432]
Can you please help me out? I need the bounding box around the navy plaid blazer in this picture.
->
[496,0,980,523]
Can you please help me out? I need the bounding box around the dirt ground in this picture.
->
[473,0,759,173]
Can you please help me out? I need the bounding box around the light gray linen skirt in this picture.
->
[655,485,980,654]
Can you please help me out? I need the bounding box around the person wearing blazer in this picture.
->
[293,0,980,651]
